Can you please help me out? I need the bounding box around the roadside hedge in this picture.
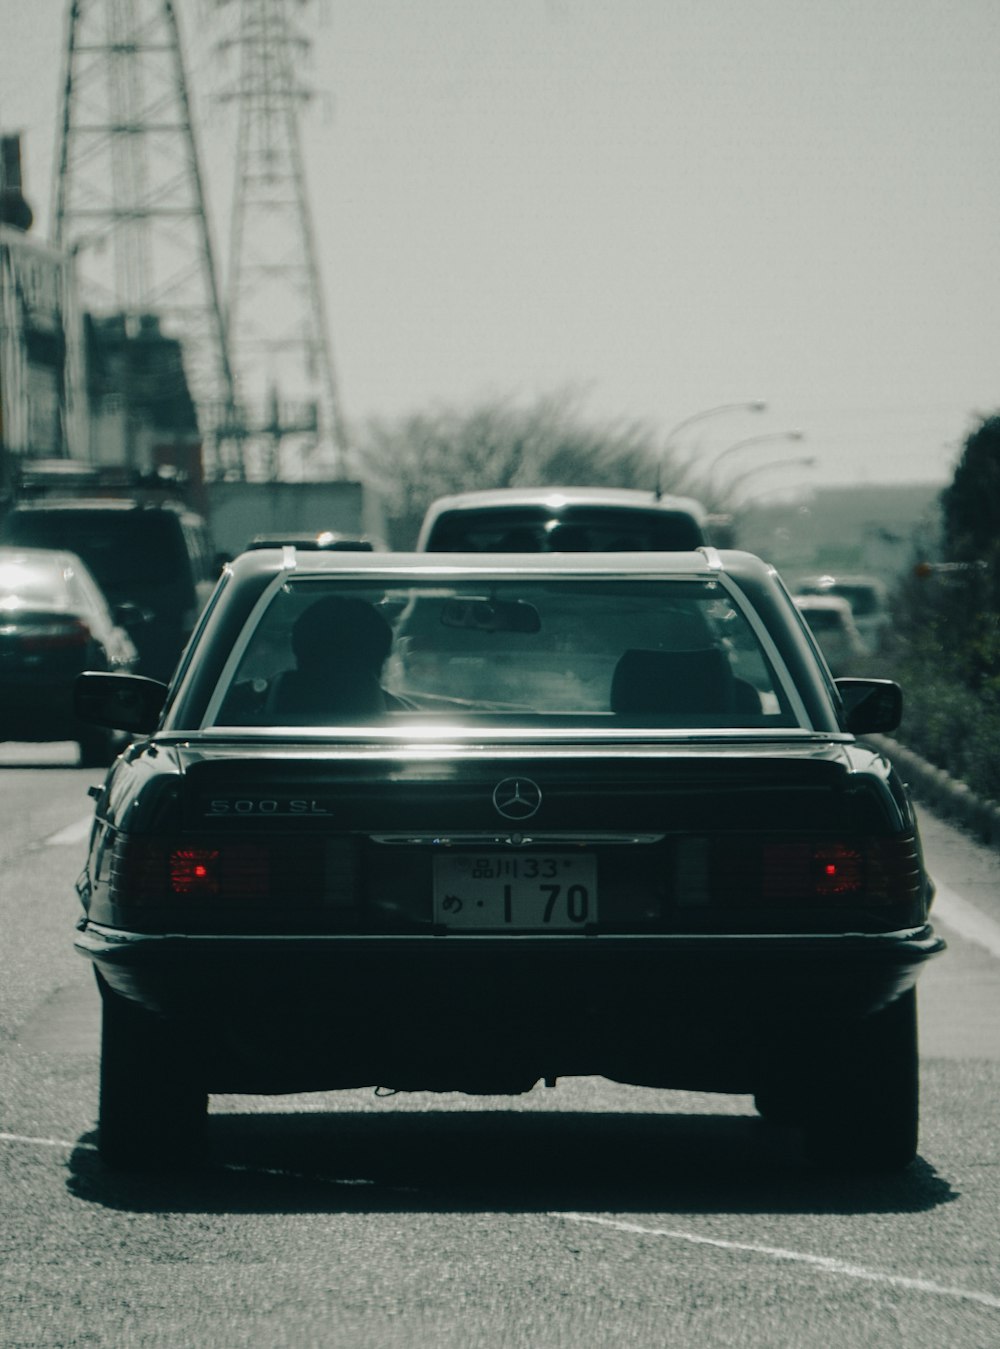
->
[887,627,1000,807]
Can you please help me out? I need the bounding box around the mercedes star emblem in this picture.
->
[492,777,542,820]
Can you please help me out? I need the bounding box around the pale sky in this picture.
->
[2,0,999,491]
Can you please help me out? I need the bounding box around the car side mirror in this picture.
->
[75,671,169,734]
[835,678,903,735]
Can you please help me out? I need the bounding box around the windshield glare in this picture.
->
[211,577,795,728]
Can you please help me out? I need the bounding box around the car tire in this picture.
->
[98,980,208,1170]
[800,989,919,1172]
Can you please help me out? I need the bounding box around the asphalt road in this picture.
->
[1,743,998,1348]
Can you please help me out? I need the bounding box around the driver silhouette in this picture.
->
[268,595,398,721]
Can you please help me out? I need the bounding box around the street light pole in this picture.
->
[708,430,806,485]
[656,399,767,498]
[723,455,817,503]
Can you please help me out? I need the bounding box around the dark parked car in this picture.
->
[0,497,219,681]
[0,546,138,764]
[416,486,710,551]
[73,546,942,1171]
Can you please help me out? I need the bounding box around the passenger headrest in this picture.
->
[610,647,735,715]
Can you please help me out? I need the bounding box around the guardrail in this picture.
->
[870,735,1000,849]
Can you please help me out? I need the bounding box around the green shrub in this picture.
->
[889,637,1000,804]
[884,411,1000,803]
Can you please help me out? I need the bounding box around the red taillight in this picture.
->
[814,846,864,894]
[758,837,921,904]
[167,843,270,899]
[111,838,271,903]
[169,848,222,895]
[107,834,359,907]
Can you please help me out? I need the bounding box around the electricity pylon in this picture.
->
[215,0,350,480]
[53,0,241,477]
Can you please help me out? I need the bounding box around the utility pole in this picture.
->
[215,0,350,481]
[53,0,240,478]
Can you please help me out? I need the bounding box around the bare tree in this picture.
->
[359,389,664,546]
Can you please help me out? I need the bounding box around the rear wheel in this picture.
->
[800,990,919,1172]
[98,980,207,1170]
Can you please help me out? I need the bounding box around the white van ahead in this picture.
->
[416,486,710,553]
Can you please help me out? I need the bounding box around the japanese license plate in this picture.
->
[433,853,597,930]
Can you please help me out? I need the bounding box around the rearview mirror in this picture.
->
[440,598,541,634]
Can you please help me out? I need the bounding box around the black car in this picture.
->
[0,546,138,764]
[0,496,219,681]
[73,547,943,1171]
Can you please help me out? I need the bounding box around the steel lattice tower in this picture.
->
[53,0,240,476]
[216,0,349,480]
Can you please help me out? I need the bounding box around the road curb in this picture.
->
[870,735,1000,849]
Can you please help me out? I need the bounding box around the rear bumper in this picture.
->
[76,923,944,1094]
[76,922,944,968]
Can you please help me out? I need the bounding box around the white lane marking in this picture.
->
[932,884,1000,961]
[0,1131,94,1151]
[554,1212,1000,1311]
[45,816,92,846]
[4,1128,997,1309]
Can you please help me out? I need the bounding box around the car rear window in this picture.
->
[424,506,706,552]
[210,576,795,730]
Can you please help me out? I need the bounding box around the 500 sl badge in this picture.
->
[205,798,331,816]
